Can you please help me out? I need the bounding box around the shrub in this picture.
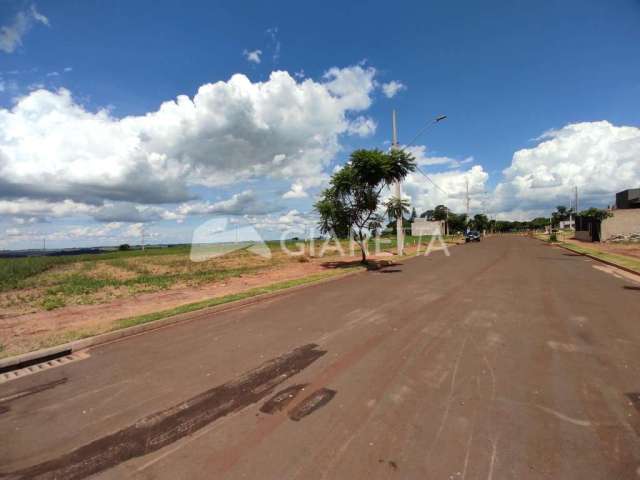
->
[42,295,66,311]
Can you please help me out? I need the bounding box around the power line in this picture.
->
[414,165,448,196]
[403,117,446,151]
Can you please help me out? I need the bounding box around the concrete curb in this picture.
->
[554,242,640,278]
[0,245,458,371]
[0,267,367,371]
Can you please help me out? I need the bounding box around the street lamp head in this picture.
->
[436,115,447,122]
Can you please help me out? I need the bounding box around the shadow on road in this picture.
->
[320,259,402,271]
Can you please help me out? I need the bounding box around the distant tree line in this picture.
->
[416,204,613,233]
[418,204,490,233]
[550,205,611,228]
[315,148,614,259]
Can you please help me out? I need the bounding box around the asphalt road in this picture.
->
[1,236,640,479]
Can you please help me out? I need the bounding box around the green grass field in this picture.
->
[0,245,191,292]
[0,234,457,315]
[0,234,460,358]
[0,244,286,313]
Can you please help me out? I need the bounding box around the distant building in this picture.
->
[616,189,640,209]
[559,219,575,230]
[411,218,445,236]
[575,188,640,242]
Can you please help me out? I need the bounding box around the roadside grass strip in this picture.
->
[114,268,361,330]
[1,267,363,359]
[559,242,640,274]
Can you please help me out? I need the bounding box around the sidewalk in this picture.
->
[558,237,640,274]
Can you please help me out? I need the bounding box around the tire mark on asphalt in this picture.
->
[425,336,469,464]
[299,251,509,479]
[0,378,68,415]
[0,378,68,404]
[137,246,509,478]
[496,397,593,428]
[486,435,499,480]
[0,344,326,480]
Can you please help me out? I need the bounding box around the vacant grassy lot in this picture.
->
[0,235,454,313]
[0,243,301,315]
[0,235,459,358]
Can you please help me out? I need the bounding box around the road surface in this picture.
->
[1,236,640,479]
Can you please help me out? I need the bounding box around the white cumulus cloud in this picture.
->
[0,65,379,212]
[282,183,308,199]
[176,190,281,217]
[406,145,473,169]
[381,80,406,98]
[346,116,377,137]
[402,165,490,216]
[243,49,262,64]
[491,121,640,217]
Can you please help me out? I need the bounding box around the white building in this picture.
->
[411,218,445,236]
[559,219,575,230]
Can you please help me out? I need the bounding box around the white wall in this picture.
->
[601,209,640,241]
[411,219,445,236]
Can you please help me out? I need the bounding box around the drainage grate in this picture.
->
[0,351,90,384]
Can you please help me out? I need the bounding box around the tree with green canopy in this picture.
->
[447,212,467,234]
[578,207,612,221]
[551,205,573,227]
[315,149,416,263]
[471,213,489,232]
[385,197,411,223]
[419,209,434,220]
[432,204,449,222]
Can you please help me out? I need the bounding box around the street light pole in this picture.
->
[391,111,447,255]
[392,110,403,256]
[465,177,470,231]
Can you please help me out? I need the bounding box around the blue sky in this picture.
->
[1,0,640,249]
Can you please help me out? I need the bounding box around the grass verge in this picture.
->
[114,268,361,329]
[559,242,640,274]
[1,266,364,360]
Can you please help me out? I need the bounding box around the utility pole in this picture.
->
[569,193,572,230]
[445,206,449,236]
[392,110,404,256]
[465,177,470,232]
[569,189,574,231]
[141,224,145,251]
[574,185,579,231]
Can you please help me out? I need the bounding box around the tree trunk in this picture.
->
[357,232,367,264]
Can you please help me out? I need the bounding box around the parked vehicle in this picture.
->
[465,230,481,242]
